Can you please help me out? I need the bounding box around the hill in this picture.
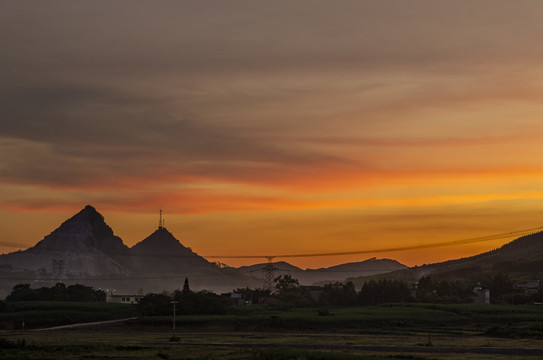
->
[0,206,259,296]
[0,205,130,277]
[239,258,407,286]
[128,226,260,293]
[131,226,217,273]
[348,231,543,288]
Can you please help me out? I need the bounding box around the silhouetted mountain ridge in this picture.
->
[0,206,260,294]
[238,257,407,285]
[32,205,128,255]
[130,226,217,273]
[348,231,543,287]
[0,205,129,276]
[2,205,540,295]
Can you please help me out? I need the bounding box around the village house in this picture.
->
[107,294,144,305]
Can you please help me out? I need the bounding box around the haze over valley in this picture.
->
[0,206,540,299]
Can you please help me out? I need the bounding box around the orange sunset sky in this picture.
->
[2,1,543,269]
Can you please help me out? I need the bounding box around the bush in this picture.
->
[5,283,106,302]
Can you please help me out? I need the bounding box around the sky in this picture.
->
[2,1,543,269]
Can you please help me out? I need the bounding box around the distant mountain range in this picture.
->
[0,206,259,295]
[0,206,404,296]
[239,258,406,286]
[1,205,540,296]
[347,231,543,288]
[0,206,407,295]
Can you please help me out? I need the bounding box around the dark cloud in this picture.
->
[0,79,351,188]
[3,1,543,77]
[2,0,543,195]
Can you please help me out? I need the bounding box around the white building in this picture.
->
[107,294,144,305]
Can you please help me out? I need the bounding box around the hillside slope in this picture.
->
[348,232,543,287]
[239,258,407,286]
[0,205,130,277]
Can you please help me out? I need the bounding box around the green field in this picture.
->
[136,303,543,338]
[1,302,542,359]
[0,301,137,330]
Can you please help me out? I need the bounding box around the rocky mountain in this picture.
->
[130,226,215,273]
[309,258,407,285]
[129,226,259,292]
[348,231,543,288]
[0,205,260,295]
[238,261,303,274]
[5,205,539,296]
[239,258,407,286]
[0,205,130,277]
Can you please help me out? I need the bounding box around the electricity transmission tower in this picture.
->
[262,256,280,291]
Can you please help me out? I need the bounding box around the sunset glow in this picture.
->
[2,1,543,269]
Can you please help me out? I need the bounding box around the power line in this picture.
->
[0,275,208,281]
[0,268,408,282]
[1,226,542,261]
[0,227,541,283]
[204,226,543,260]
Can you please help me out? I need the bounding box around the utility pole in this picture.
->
[171,300,178,337]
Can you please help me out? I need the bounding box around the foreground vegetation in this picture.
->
[135,303,543,339]
[1,311,543,360]
[0,301,136,330]
[0,339,434,360]
[0,279,541,359]
[0,301,542,359]
[3,300,542,338]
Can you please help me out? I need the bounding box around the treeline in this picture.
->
[316,277,474,306]
[138,289,230,316]
[5,283,106,303]
[267,275,416,307]
[3,272,540,316]
[258,274,543,308]
[416,273,543,304]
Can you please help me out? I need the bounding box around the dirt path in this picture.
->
[30,317,138,332]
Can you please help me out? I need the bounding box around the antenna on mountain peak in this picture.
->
[159,209,164,229]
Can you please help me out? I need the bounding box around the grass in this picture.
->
[0,301,137,330]
[0,341,432,360]
[2,327,543,360]
[2,301,542,337]
[136,304,497,334]
[0,332,541,360]
[0,302,542,359]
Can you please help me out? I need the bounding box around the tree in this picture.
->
[137,293,172,316]
[488,273,514,303]
[320,281,358,306]
[172,289,230,315]
[417,276,434,299]
[6,284,37,302]
[234,287,271,304]
[66,284,100,302]
[6,283,106,302]
[274,275,300,300]
[273,275,314,307]
[182,277,190,293]
[359,279,411,305]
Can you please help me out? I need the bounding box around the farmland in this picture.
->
[1,302,542,359]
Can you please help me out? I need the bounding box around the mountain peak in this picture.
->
[83,204,97,212]
[0,205,130,277]
[131,226,190,255]
[70,205,104,225]
[130,226,215,274]
[32,205,127,255]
